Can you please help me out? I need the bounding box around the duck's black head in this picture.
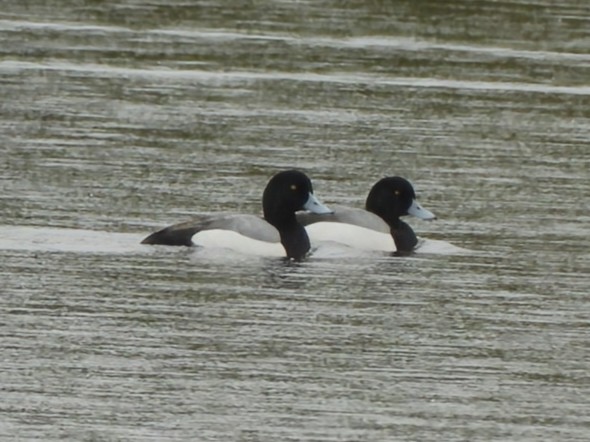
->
[366,176,436,253]
[262,169,332,260]
[262,170,311,221]
[366,177,418,224]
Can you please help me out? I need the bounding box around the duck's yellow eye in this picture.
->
[290,184,297,191]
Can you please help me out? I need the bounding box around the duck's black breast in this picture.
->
[277,222,311,261]
[390,219,419,253]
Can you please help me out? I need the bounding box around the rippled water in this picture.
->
[1,1,589,441]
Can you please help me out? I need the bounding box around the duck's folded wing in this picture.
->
[297,205,390,233]
[141,217,208,246]
[141,214,280,246]
[207,215,280,242]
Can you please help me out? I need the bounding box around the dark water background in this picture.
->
[1,1,589,440]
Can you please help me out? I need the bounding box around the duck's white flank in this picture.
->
[192,229,285,257]
[305,222,396,252]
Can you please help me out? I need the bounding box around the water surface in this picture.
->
[1,1,589,441]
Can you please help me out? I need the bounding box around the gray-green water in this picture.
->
[1,1,589,441]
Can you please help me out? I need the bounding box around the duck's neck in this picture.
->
[389,219,418,253]
[267,214,310,260]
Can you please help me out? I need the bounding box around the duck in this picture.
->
[141,170,332,260]
[297,176,436,253]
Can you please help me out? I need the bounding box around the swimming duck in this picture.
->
[297,176,435,253]
[141,170,332,260]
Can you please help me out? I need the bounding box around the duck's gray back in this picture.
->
[141,214,280,245]
[205,214,280,242]
[297,205,389,233]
